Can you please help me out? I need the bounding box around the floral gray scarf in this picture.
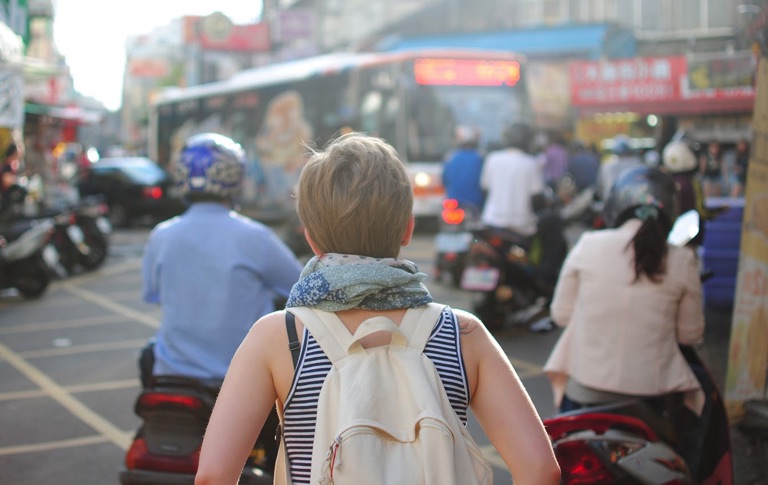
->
[285,253,433,311]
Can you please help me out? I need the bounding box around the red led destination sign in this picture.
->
[414,58,521,86]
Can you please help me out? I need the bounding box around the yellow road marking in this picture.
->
[0,314,126,335]
[18,339,147,359]
[0,379,139,402]
[58,259,142,284]
[0,435,112,456]
[509,357,544,377]
[0,342,131,450]
[60,285,159,329]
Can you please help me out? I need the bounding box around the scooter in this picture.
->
[434,199,481,287]
[460,205,566,332]
[1,185,110,276]
[72,195,111,271]
[544,345,732,484]
[119,375,277,484]
[0,217,59,298]
[543,211,734,484]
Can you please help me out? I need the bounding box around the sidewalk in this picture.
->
[699,304,761,485]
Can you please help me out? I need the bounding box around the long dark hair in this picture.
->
[617,206,672,283]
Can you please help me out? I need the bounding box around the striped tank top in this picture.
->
[282,307,470,484]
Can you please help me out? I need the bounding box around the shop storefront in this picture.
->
[570,52,756,152]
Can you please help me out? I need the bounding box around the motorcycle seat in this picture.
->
[559,399,680,446]
[741,399,768,436]
[149,374,223,394]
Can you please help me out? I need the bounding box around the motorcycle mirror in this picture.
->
[668,210,700,247]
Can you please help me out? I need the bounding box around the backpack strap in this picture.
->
[399,303,447,352]
[289,304,446,363]
[285,311,301,370]
[287,307,351,364]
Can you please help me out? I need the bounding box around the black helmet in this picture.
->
[603,166,679,228]
[503,123,533,152]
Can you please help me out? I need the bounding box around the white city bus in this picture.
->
[149,48,531,222]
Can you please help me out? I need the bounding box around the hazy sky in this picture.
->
[53,0,263,111]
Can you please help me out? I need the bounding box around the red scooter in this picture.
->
[119,375,277,484]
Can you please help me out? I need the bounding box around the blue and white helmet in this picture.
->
[173,133,246,199]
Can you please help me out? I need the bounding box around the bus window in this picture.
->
[360,91,383,135]
[406,83,526,162]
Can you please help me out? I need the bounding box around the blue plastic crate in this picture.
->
[703,276,737,308]
[702,254,740,279]
[704,221,743,248]
[705,197,745,223]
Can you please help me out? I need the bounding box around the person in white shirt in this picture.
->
[480,122,545,239]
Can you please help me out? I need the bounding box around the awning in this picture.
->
[378,23,636,59]
[25,102,104,124]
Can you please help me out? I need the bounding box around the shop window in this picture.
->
[707,0,733,29]
[639,0,664,31]
[677,0,703,30]
[614,0,636,28]
[518,0,542,27]
[542,0,568,24]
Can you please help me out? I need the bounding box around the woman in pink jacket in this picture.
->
[544,166,705,416]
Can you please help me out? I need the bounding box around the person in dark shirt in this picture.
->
[699,142,723,197]
[567,140,600,192]
[1,143,20,208]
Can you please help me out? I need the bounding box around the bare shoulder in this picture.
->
[244,311,290,349]
[452,308,484,336]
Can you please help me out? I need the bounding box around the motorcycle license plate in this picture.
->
[66,225,85,244]
[460,266,500,292]
[96,217,112,234]
[435,232,473,253]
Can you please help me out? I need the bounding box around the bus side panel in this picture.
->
[153,74,353,222]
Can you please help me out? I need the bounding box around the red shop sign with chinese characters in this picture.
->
[570,55,755,112]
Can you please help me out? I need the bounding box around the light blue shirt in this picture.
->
[142,203,303,379]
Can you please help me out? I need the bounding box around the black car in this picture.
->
[77,157,187,227]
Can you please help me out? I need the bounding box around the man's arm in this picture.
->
[253,227,303,298]
[141,231,161,304]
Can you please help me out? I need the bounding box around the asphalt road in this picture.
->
[0,228,564,484]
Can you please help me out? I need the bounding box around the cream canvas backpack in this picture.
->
[275,303,493,485]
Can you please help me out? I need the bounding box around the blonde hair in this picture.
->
[297,133,413,258]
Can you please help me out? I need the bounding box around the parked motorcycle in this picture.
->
[72,195,111,271]
[543,210,733,484]
[434,199,480,287]
[1,185,110,276]
[119,375,276,484]
[0,217,59,298]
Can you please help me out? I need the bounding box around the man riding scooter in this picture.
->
[461,123,567,330]
[122,134,303,483]
[140,133,302,386]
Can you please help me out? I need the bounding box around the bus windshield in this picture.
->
[406,84,528,162]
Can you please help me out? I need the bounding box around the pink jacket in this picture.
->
[544,219,706,414]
